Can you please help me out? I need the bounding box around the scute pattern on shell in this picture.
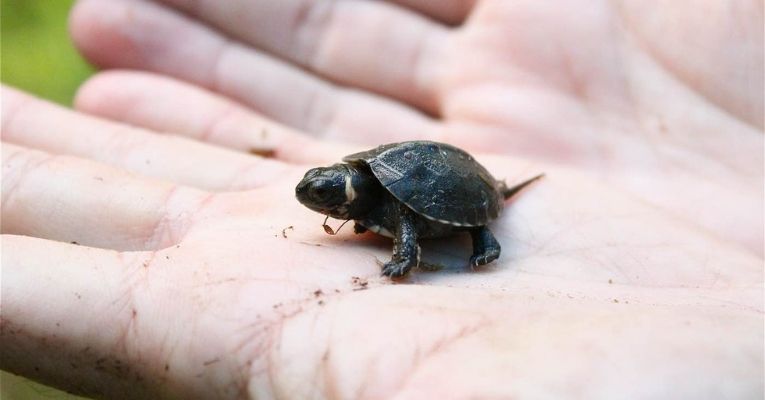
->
[343,141,502,226]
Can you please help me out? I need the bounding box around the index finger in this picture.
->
[144,0,450,114]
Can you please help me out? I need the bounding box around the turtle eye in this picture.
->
[310,185,328,200]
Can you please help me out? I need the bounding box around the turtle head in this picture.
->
[296,163,380,220]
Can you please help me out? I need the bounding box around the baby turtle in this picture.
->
[295,141,543,278]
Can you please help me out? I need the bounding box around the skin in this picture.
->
[1,0,762,399]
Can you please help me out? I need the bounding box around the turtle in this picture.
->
[295,141,543,278]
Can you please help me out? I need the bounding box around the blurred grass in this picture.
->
[0,372,89,400]
[2,3,95,400]
[1,0,93,105]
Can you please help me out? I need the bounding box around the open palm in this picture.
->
[68,0,763,253]
[1,0,762,398]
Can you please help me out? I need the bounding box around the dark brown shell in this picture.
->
[343,141,503,227]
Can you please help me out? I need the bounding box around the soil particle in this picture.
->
[351,276,369,291]
[281,226,294,238]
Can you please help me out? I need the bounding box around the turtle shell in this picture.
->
[343,141,502,227]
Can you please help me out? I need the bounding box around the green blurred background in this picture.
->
[2,1,94,398]
[2,0,93,105]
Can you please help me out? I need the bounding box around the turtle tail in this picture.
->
[499,174,545,200]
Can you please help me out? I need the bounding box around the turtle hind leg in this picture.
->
[500,174,545,200]
[469,227,501,267]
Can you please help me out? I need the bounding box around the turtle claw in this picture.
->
[470,249,500,268]
[382,259,414,278]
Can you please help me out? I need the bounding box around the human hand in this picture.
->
[2,84,762,399]
[67,0,763,255]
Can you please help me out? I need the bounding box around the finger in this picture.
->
[74,71,357,164]
[2,143,208,251]
[0,235,222,399]
[2,86,289,191]
[386,0,478,25]
[146,0,450,113]
[0,236,157,398]
[69,0,443,142]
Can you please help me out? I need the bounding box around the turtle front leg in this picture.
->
[382,207,419,278]
[353,222,368,234]
[469,227,501,267]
